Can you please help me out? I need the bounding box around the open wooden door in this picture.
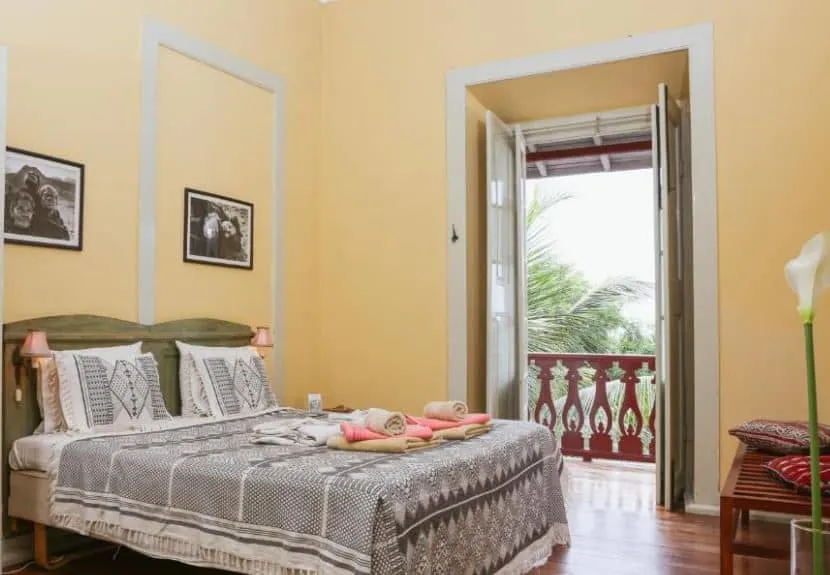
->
[485,110,524,420]
[652,83,685,509]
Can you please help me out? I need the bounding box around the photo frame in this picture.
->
[183,188,254,270]
[4,147,85,250]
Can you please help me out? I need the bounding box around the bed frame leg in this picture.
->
[32,522,113,570]
[33,522,54,569]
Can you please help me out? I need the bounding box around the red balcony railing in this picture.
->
[528,352,656,463]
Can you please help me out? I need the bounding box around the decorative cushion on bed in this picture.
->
[54,350,170,430]
[728,419,830,455]
[175,342,277,417]
[175,341,255,416]
[198,353,276,416]
[34,358,66,434]
[764,454,830,495]
[43,342,141,432]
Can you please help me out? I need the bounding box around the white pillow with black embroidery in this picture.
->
[54,351,171,431]
[36,342,142,433]
[197,353,276,417]
[174,341,261,416]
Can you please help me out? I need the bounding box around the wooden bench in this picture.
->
[720,444,830,575]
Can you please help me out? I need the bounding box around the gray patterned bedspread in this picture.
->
[51,409,569,574]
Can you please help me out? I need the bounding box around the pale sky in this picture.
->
[529,169,656,328]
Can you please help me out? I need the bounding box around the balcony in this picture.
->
[528,352,656,463]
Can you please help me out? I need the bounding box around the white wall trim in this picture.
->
[684,502,719,516]
[0,45,7,551]
[139,18,286,398]
[445,23,720,507]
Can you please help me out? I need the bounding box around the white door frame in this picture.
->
[0,45,7,549]
[138,18,286,397]
[445,23,719,508]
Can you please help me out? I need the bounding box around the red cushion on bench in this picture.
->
[729,419,830,455]
[764,454,830,495]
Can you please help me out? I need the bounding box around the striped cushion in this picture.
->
[765,455,830,495]
[729,419,830,455]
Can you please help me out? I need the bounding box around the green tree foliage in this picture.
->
[615,321,657,355]
[526,189,654,355]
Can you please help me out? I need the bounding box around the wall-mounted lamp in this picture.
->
[21,330,51,364]
[250,326,272,359]
[16,330,51,403]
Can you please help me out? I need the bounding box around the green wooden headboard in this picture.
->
[2,314,253,538]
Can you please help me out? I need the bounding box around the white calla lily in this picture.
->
[785,232,830,322]
[787,232,830,574]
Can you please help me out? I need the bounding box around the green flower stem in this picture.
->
[804,321,824,575]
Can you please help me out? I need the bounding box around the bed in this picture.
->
[3,315,570,574]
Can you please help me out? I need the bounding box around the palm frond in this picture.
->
[525,189,655,354]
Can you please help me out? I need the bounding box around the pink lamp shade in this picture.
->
[21,330,51,358]
[250,327,273,348]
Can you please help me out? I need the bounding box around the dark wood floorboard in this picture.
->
[9,459,790,574]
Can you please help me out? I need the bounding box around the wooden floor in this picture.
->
[9,459,790,574]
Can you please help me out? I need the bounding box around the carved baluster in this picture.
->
[560,358,585,458]
[528,358,541,423]
[617,359,645,458]
[647,357,657,460]
[533,357,556,433]
[589,358,613,459]
[648,399,657,460]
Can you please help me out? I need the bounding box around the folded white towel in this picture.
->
[251,418,340,447]
[423,400,468,421]
[364,408,406,436]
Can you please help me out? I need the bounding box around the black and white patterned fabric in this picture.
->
[53,343,145,431]
[51,410,569,575]
[200,355,277,416]
[60,353,170,429]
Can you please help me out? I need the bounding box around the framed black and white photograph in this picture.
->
[4,147,84,250]
[184,188,253,270]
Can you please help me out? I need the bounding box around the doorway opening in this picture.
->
[526,169,657,466]
[465,50,694,510]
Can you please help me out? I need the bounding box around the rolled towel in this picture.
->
[423,400,468,421]
[364,408,406,436]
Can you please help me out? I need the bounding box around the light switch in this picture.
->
[15,387,23,403]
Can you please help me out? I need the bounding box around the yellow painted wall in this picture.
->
[465,92,487,413]
[155,50,273,328]
[0,0,321,407]
[318,0,830,483]
[471,51,689,123]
